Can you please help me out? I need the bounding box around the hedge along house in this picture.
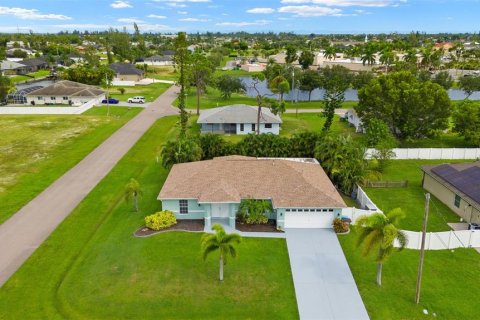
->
[422,161,480,224]
[158,156,346,230]
[197,104,282,135]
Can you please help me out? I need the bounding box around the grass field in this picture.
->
[364,160,467,232]
[0,106,141,224]
[0,116,298,319]
[10,70,50,83]
[145,65,178,81]
[109,83,171,102]
[339,228,480,320]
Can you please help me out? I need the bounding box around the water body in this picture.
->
[240,77,480,102]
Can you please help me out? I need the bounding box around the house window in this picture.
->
[251,124,255,131]
[286,209,290,212]
[309,209,315,212]
[322,209,328,212]
[292,209,297,212]
[454,194,461,208]
[179,200,188,214]
[63,96,69,100]
[37,96,43,100]
[328,209,334,212]
[50,97,56,101]
[265,123,272,129]
[240,123,244,132]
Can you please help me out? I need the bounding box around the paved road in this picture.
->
[0,86,179,287]
[285,229,369,320]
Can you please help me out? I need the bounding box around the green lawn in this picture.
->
[339,228,480,320]
[0,106,141,224]
[10,70,50,83]
[145,65,178,81]
[364,160,468,231]
[0,116,298,319]
[109,83,171,102]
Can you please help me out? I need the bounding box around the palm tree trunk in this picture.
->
[219,255,224,281]
[376,263,383,286]
[134,193,138,212]
[256,106,261,135]
[308,90,312,101]
[196,86,200,115]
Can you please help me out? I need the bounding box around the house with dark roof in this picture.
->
[18,57,49,72]
[0,60,29,75]
[25,80,105,106]
[109,63,145,81]
[158,156,346,230]
[197,104,282,135]
[144,51,174,65]
[422,161,480,224]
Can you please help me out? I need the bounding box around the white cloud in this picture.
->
[153,0,210,2]
[178,11,188,14]
[117,17,144,23]
[167,3,187,7]
[110,1,132,9]
[279,5,344,16]
[247,7,275,14]
[216,20,271,27]
[147,14,167,19]
[179,17,211,22]
[280,0,400,7]
[53,23,170,32]
[0,6,71,20]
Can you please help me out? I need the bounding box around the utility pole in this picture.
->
[105,74,110,117]
[415,192,430,304]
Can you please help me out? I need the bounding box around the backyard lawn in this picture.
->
[0,116,298,319]
[145,65,178,81]
[0,106,141,224]
[363,160,468,232]
[109,83,171,102]
[9,70,50,83]
[339,228,480,320]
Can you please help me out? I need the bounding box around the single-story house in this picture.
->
[18,57,49,72]
[109,63,145,81]
[143,54,174,66]
[422,161,480,224]
[197,104,282,135]
[344,109,364,133]
[0,60,28,75]
[158,156,347,229]
[240,63,265,72]
[25,80,105,105]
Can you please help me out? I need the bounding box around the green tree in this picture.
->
[453,100,480,146]
[320,65,352,131]
[356,209,408,286]
[161,137,202,168]
[356,71,452,139]
[352,71,374,90]
[215,75,245,99]
[237,199,272,225]
[12,49,27,58]
[323,46,336,61]
[285,45,298,64]
[269,75,290,102]
[299,70,322,101]
[201,224,241,281]
[118,87,126,95]
[124,178,142,212]
[361,45,376,66]
[0,75,14,102]
[189,52,214,115]
[199,134,233,160]
[298,49,314,70]
[174,32,190,135]
[459,75,480,98]
[432,71,453,90]
[364,118,394,147]
[379,49,395,73]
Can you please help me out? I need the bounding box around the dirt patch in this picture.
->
[235,220,283,233]
[134,219,205,237]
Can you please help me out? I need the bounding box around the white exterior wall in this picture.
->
[26,94,105,106]
[365,148,480,160]
[235,123,280,135]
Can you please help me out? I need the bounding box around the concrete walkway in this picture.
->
[0,86,179,287]
[285,229,369,320]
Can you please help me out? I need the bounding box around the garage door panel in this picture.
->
[285,212,334,228]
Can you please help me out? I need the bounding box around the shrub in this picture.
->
[237,199,272,225]
[333,218,349,233]
[145,210,177,230]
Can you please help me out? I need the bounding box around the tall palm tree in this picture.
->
[361,46,376,66]
[356,209,408,286]
[403,49,418,66]
[379,50,395,73]
[323,46,336,61]
[124,178,142,212]
[201,224,241,281]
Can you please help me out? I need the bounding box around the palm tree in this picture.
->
[356,209,408,286]
[403,49,418,66]
[124,178,142,212]
[201,224,241,281]
[361,46,376,66]
[379,50,395,73]
[323,46,336,61]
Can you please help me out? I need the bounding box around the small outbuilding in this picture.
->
[197,104,282,135]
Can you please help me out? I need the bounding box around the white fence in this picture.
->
[354,185,382,212]
[0,97,99,115]
[342,207,378,224]
[397,230,480,250]
[366,148,480,160]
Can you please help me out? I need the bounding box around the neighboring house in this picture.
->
[158,156,347,229]
[197,104,282,135]
[25,80,105,106]
[6,41,26,49]
[19,58,49,72]
[109,63,145,81]
[422,161,480,224]
[240,63,265,72]
[0,60,28,75]
[6,48,34,58]
[143,54,174,66]
[345,109,364,133]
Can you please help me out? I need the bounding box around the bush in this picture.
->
[145,210,177,230]
[332,218,349,233]
[237,199,272,225]
[236,134,291,158]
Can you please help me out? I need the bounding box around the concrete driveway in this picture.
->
[285,229,369,320]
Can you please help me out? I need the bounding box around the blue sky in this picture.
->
[0,0,479,34]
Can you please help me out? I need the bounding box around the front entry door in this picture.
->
[211,203,230,218]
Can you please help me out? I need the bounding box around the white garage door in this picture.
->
[284,211,334,228]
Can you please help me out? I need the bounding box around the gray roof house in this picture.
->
[1,60,28,75]
[109,63,145,81]
[25,80,105,106]
[197,104,282,135]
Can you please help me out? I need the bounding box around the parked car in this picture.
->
[101,98,120,104]
[127,96,145,104]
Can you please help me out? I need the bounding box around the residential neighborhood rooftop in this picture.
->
[26,80,104,97]
[109,63,145,75]
[197,104,283,124]
[159,156,346,208]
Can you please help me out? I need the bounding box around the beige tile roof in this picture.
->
[159,156,346,208]
[26,80,105,97]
